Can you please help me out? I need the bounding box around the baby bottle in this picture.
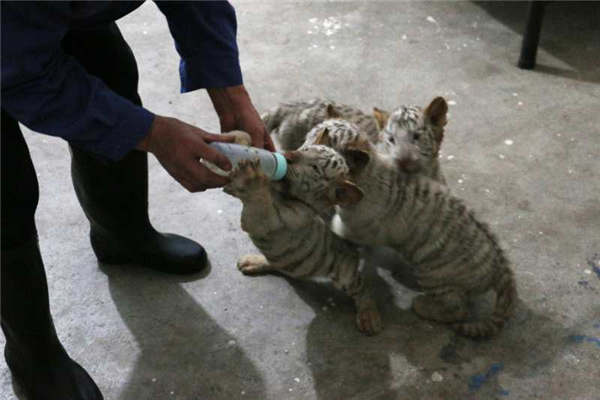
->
[206,142,287,181]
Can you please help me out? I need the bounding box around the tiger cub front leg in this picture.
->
[329,254,383,335]
[224,159,281,235]
[237,254,274,275]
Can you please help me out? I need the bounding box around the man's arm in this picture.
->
[1,3,152,161]
[154,1,242,92]
[1,3,233,191]
[155,1,274,150]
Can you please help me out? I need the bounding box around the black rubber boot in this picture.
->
[70,146,207,274]
[1,240,103,400]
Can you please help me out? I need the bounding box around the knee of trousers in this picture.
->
[1,110,40,250]
[62,23,142,106]
[1,163,40,250]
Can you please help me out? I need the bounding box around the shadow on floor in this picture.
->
[474,1,600,84]
[284,262,577,400]
[99,263,266,400]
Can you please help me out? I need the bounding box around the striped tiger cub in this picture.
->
[223,148,382,335]
[309,122,517,338]
[262,97,449,183]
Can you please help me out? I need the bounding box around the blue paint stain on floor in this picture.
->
[468,362,504,391]
[568,334,600,348]
[585,337,600,347]
[498,389,510,396]
[568,335,586,344]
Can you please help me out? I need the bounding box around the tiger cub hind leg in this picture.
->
[237,254,274,275]
[412,289,468,323]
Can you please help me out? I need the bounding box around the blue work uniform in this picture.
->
[1,1,242,160]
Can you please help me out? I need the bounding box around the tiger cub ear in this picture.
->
[424,97,448,127]
[373,107,390,131]
[342,148,370,174]
[326,104,341,119]
[314,127,331,146]
[333,180,364,206]
[424,97,448,145]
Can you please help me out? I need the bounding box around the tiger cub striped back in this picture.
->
[261,99,379,151]
[301,119,370,151]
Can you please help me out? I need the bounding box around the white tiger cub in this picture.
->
[373,97,448,184]
[306,122,517,338]
[223,146,382,335]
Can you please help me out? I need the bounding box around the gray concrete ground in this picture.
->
[2,1,599,399]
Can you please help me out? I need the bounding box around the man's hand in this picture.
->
[208,85,275,151]
[137,116,234,192]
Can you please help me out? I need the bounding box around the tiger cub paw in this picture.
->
[237,254,272,275]
[224,159,268,198]
[355,300,383,336]
[223,130,252,146]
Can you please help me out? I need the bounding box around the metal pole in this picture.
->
[518,1,548,69]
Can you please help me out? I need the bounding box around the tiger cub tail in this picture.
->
[452,266,517,338]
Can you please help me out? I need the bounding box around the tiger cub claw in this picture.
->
[356,306,383,336]
[224,159,268,197]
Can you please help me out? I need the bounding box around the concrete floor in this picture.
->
[2,1,599,399]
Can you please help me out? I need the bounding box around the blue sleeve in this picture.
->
[1,3,154,161]
[154,1,243,92]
